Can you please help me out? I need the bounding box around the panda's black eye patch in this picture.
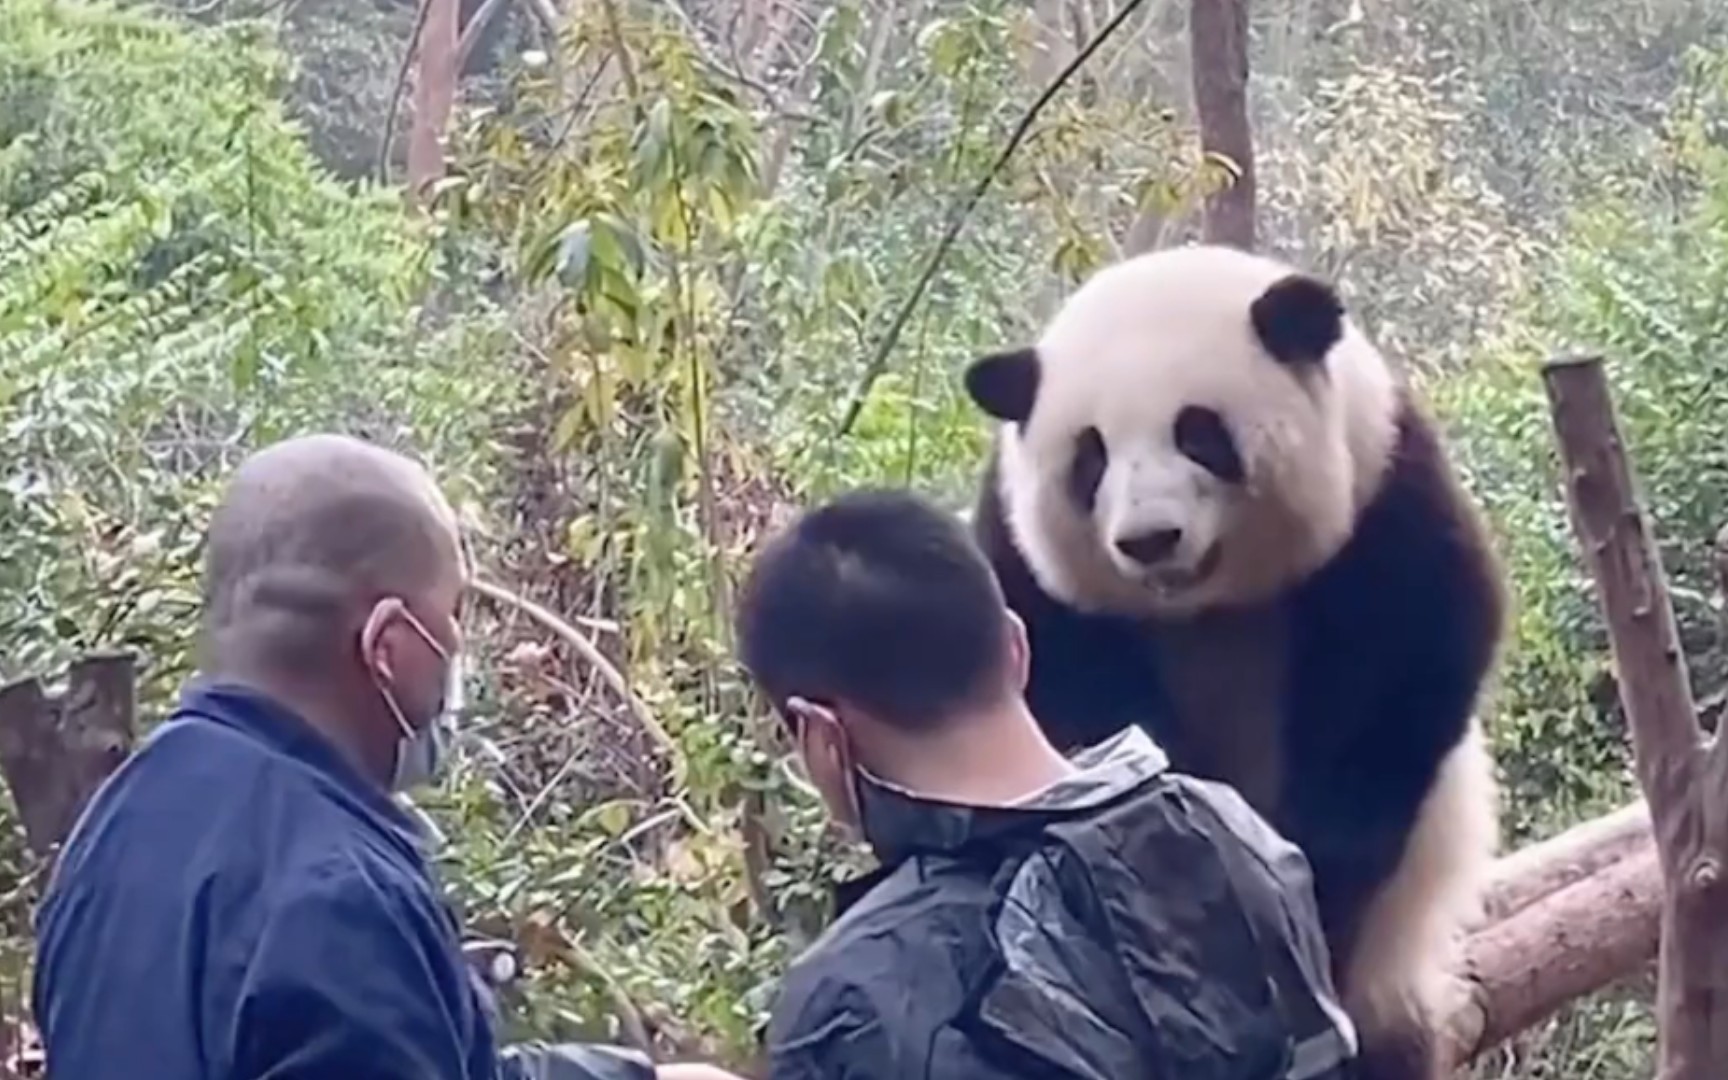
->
[1068,427,1108,510]
[1175,406,1244,483]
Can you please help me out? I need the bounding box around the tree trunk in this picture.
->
[407,0,460,200]
[0,652,137,860]
[1543,354,1728,1080]
[1188,0,1255,250]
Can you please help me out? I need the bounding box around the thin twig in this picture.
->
[597,0,642,101]
[517,0,561,39]
[454,0,513,74]
[469,577,685,783]
[565,935,656,1056]
[829,0,1154,439]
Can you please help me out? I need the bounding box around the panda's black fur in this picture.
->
[965,248,1506,1080]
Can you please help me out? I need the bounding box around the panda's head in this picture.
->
[966,245,1400,617]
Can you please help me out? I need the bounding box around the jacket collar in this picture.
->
[171,678,428,857]
[834,727,1171,911]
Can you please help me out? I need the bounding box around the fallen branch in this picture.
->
[1483,799,1652,922]
[1544,354,1728,1078]
[1452,844,1662,1064]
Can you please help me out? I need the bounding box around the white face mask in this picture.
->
[377,608,465,793]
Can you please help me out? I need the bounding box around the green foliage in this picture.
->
[1434,47,1728,844]
[405,0,1216,1060]
[0,0,512,1011]
[1442,46,1728,1078]
[6,0,1728,1075]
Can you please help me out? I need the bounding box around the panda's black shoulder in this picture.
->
[1289,389,1506,748]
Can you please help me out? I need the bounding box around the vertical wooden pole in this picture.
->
[0,652,136,861]
[1543,355,1728,1079]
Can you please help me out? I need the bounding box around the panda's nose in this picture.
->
[1115,528,1182,566]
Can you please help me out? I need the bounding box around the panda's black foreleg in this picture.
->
[1280,701,1470,1080]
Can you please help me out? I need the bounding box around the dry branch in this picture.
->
[1543,354,1728,1079]
[1452,845,1662,1064]
[468,576,684,779]
[0,652,136,859]
[829,0,1155,439]
[1483,799,1652,922]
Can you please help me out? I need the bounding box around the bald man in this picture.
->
[32,435,738,1080]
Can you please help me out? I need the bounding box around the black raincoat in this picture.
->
[766,728,1358,1080]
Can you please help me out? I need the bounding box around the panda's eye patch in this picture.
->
[1175,406,1244,483]
[1067,427,1108,510]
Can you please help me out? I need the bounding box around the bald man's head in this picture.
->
[201,434,465,678]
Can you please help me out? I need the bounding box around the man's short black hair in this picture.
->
[735,487,1011,731]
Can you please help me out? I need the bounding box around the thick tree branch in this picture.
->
[1452,845,1662,1064]
[1543,354,1728,1079]
[407,0,460,199]
[1483,799,1652,922]
[378,0,437,185]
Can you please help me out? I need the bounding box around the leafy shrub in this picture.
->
[0,0,513,1007]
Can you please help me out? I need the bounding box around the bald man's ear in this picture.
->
[360,598,405,683]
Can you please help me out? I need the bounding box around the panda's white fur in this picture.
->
[1344,724,1499,1055]
[997,245,1400,618]
[966,244,1506,1080]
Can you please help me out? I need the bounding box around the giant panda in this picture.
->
[963,244,1505,1080]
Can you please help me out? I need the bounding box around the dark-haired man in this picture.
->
[33,433,740,1080]
[736,487,1358,1080]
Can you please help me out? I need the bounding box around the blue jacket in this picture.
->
[33,681,654,1080]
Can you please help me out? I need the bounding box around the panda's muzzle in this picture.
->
[1113,529,1223,589]
[1115,528,1183,566]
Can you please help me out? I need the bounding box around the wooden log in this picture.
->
[1452,844,1663,1064]
[1543,354,1728,1079]
[0,651,136,859]
[1483,799,1652,922]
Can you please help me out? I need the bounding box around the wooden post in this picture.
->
[0,652,137,860]
[1543,354,1728,1079]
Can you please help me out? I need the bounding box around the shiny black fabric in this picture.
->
[767,730,1358,1080]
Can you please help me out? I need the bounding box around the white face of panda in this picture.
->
[967,245,1401,618]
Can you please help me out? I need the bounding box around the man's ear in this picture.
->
[1003,608,1030,695]
[785,697,863,832]
[360,598,406,682]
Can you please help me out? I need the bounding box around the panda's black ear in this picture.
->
[964,347,1041,424]
[1251,274,1344,367]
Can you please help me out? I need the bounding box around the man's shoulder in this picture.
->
[252,848,444,958]
[43,716,416,928]
[770,858,998,1037]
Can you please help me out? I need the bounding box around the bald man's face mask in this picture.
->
[365,602,465,793]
